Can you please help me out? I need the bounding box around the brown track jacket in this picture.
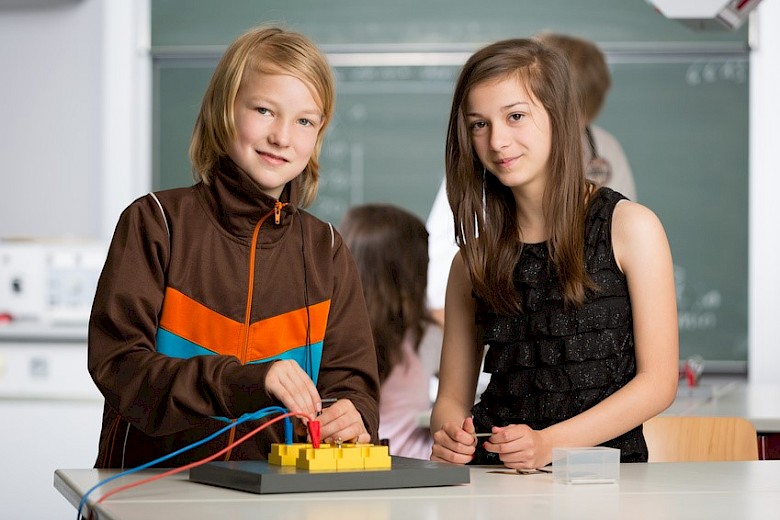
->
[88,162,379,468]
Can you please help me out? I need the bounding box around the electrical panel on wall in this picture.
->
[0,239,107,327]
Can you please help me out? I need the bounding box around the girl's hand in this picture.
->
[316,399,370,444]
[431,417,478,464]
[264,359,321,422]
[482,424,552,469]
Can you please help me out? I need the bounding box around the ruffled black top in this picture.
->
[471,188,647,463]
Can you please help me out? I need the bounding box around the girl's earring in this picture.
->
[481,167,487,220]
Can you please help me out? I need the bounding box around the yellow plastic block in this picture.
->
[269,443,313,466]
[334,445,364,470]
[296,446,339,471]
[289,443,392,471]
[361,445,392,469]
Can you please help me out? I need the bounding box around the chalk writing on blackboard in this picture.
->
[675,265,720,332]
[685,59,747,86]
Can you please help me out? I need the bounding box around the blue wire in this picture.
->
[76,406,290,520]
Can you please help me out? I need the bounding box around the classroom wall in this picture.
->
[0,0,102,238]
[748,1,780,385]
[0,0,150,241]
[0,1,777,382]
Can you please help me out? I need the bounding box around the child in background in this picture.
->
[88,25,379,469]
[340,204,441,459]
[429,38,678,468]
[534,32,636,201]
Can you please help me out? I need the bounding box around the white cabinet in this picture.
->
[0,336,103,519]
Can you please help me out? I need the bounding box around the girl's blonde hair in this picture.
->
[189,25,335,208]
[445,38,596,314]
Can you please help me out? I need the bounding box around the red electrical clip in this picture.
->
[308,420,321,449]
[685,363,696,387]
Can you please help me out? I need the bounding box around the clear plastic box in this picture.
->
[552,447,620,484]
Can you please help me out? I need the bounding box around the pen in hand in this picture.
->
[316,398,338,417]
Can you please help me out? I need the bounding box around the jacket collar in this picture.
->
[197,158,299,240]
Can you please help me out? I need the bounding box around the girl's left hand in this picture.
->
[316,399,371,444]
[482,424,552,469]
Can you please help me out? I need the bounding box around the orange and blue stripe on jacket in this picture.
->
[154,287,328,383]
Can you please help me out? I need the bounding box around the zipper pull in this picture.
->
[274,201,284,224]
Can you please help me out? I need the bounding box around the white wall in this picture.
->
[0,0,102,238]
[0,0,149,240]
[99,0,151,238]
[0,2,150,517]
[749,2,780,384]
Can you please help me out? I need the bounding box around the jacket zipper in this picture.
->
[224,201,288,460]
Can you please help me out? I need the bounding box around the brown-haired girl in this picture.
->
[341,204,441,459]
[430,38,678,468]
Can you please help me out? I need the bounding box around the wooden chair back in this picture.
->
[643,416,758,462]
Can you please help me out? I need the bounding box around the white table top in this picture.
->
[55,460,780,520]
[666,380,780,432]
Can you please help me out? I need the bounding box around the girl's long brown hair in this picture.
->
[340,204,430,383]
[445,38,595,314]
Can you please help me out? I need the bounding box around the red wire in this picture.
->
[94,411,310,507]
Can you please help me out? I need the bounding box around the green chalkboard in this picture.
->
[600,58,748,368]
[151,0,747,47]
[151,1,749,368]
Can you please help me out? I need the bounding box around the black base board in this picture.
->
[189,456,470,494]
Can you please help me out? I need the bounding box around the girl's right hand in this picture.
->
[264,359,321,422]
[430,416,477,464]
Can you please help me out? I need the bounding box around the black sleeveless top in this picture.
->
[471,188,647,463]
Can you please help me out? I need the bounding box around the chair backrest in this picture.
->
[643,416,758,462]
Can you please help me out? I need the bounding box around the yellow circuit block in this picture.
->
[334,444,365,470]
[269,443,392,471]
[268,443,312,466]
[296,445,341,471]
[361,445,392,469]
